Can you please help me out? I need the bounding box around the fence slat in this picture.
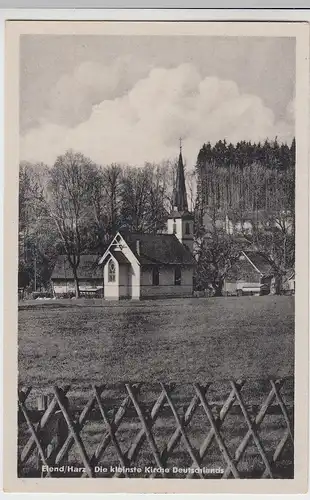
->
[161,383,204,479]
[194,383,240,478]
[93,385,130,477]
[230,380,273,478]
[187,380,245,479]
[222,379,283,478]
[270,380,294,441]
[125,383,167,477]
[53,386,93,478]
[18,399,52,478]
[151,391,203,478]
[119,387,167,475]
[20,385,70,464]
[55,387,104,467]
[82,389,137,478]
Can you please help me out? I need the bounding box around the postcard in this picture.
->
[3,18,309,494]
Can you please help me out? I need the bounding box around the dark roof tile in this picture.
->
[120,231,196,266]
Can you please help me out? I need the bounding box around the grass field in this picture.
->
[18,296,294,388]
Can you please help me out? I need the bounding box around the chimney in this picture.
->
[136,240,140,255]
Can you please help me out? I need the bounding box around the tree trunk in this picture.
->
[72,266,80,298]
[270,274,282,295]
[213,278,224,297]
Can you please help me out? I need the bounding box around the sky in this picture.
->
[20,35,295,168]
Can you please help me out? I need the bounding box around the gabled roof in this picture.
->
[100,250,131,266]
[119,231,196,266]
[51,254,103,280]
[226,251,274,282]
[243,251,274,275]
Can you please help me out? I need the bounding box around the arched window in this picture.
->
[185,222,190,235]
[108,260,116,282]
[152,267,159,286]
[174,266,181,286]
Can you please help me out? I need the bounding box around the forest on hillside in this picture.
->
[18,138,295,296]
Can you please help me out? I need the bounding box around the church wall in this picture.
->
[140,266,194,298]
[104,256,119,300]
[116,242,140,299]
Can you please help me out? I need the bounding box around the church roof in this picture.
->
[100,249,131,266]
[120,231,196,266]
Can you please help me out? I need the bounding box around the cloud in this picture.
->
[41,56,152,128]
[20,63,294,168]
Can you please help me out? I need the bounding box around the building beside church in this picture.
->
[51,254,103,297]
[98,147,196,300]
[223,250,274,296]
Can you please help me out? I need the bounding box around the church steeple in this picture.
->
[167,141,194,253]
[172,139,188,212]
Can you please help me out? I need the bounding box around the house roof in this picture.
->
[226,251,274,282]
[51,254,103,280]
[119,231,196,266]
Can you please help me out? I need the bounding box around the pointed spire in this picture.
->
[173,139,188,212]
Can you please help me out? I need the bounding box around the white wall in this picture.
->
[115,241,140,299]
[101,238,141,300]
[167,217,194,252]
[104,256,119,300]
[223,280,261,293]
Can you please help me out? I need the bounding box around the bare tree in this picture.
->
[44,150,95,297]
[120,164,169,233]
[19,161,58,291]
[194,204,244,296]
[87,163,123,250]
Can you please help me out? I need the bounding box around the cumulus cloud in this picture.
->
[20,63,294,168]
[41,56,152,128]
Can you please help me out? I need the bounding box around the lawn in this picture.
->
[18,296,294,388]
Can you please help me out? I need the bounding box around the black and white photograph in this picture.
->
[3,19,309,493]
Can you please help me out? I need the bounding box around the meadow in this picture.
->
[18,296,294,388]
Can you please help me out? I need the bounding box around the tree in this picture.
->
[194,199,244,296]
[87,163,123,251]
[44,150,96,297]
[19,161,58,291]
[120,164,169,233]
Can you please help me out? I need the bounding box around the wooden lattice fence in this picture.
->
[18,378,294,479]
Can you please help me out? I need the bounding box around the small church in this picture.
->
[99,147,197,300]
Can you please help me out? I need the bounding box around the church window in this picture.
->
[108,260,116,282]
[173,223,177,234]
[174,266,181,286]
[152,267,159,286]
[185,222,190,235]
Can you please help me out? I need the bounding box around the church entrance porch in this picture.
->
[103,254,132,300]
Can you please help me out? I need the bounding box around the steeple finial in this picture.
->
[172,140,188,212]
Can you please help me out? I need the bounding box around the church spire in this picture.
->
[173,139,188,212]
